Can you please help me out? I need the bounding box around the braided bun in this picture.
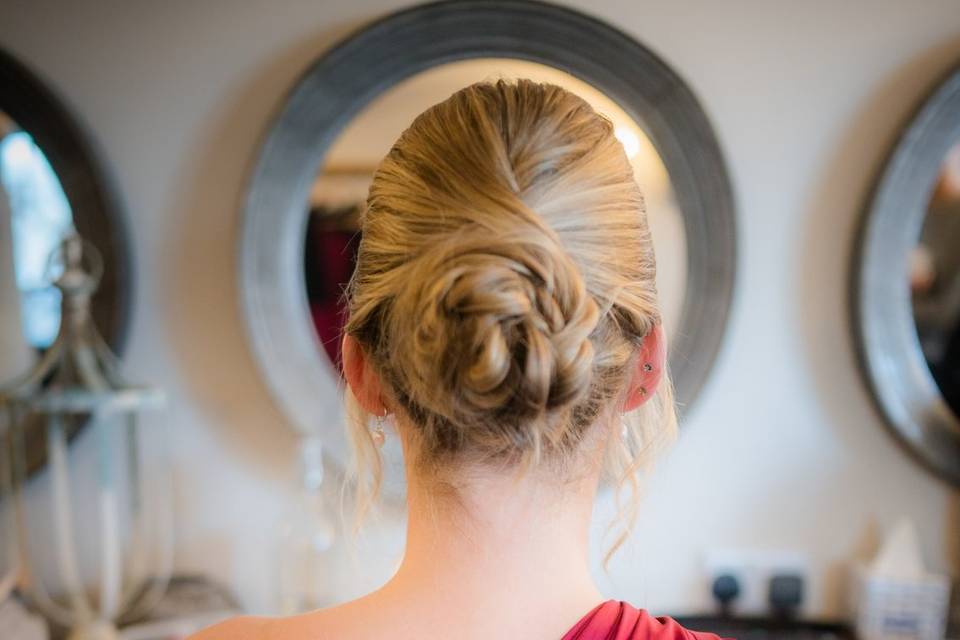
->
[393,228,600,424]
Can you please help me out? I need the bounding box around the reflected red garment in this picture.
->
[562,601,725,640]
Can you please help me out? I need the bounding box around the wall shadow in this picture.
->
[161,17,369,482]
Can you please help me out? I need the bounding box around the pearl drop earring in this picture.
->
[371,412,386,447]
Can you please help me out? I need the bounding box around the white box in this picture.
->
[851,564,951,640]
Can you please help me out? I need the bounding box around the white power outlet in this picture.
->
[704,549,810,617]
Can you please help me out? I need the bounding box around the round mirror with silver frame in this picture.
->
[240,0,736,492]
[0,47,131,477]
[853,63,960,487]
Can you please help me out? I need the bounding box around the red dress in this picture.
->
[563,601,725,640]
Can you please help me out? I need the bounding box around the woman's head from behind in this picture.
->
[342,78,674,521]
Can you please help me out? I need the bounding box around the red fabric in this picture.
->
[306,229,356,373]
[562,601,724,640]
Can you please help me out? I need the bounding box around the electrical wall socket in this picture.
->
[704,549,811,617]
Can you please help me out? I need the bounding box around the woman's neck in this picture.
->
[374,463,605,634]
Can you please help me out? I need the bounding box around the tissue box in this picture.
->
[851,564,951,640]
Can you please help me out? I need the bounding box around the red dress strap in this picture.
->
[562,600,725,640]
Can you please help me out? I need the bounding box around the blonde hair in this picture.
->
[343,78,676,551]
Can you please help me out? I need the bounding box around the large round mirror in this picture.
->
[854,64,960,487]
[0,48,130,476]
[305,58,688,374]
[242,1,736,492]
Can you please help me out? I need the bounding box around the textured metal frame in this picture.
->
[853,63,960,487]
[0,47,131,476]
[240,0,736,484]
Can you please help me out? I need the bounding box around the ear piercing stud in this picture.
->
[637,362,654,396]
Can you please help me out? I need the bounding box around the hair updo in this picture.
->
[344,78,674,503]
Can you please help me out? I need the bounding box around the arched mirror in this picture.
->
[854,64,960,487]
[0,48,130,476]
[241,0,736,492]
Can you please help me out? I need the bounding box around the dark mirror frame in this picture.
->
[240,0,737,491]
[853,63,960,488]
[0,47,131,476]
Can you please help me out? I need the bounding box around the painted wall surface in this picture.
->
[1,0,959,620]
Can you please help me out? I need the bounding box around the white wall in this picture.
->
[1,0,958,621]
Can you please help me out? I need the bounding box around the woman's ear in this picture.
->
[623,323,666,412]
[341,333,387,416]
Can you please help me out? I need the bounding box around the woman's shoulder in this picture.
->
[191,599,726,640]
[189,615,274,640]
[188,604,359,640]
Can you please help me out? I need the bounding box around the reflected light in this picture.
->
[0,130,74,348]
[614,125,641,159]
[3,134,35,166]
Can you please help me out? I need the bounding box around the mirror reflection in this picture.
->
[303,58,688,374]
[911,140,960,416]
[0,111,74,382]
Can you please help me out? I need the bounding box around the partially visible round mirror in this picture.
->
[242,1,736,492]
[0,48,130,476]
[854,64,960,487]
